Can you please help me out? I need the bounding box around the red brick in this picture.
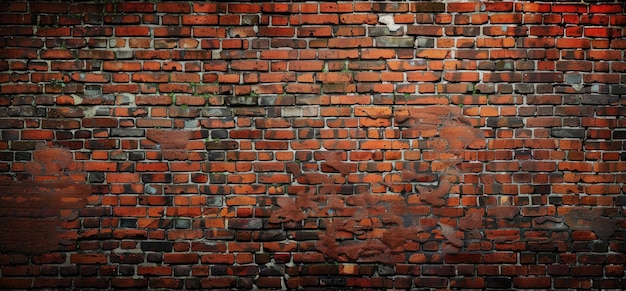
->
[490,14,523,24]
[407,25,443,36]
[328,37,373,48]
[297,26,332,37]
[589,4,623,13]
[257,27,295,37]
[163,253,198,264]
[21,130,54,140]
[448,3,477,12]
[451,277,485,289]
[557,38,591,49]
[0,278,33,289]
[585,28,622,38]
[514,277,552,289]
[552,4,587,13]
[340,13,378,25]
[135,266,170,276]
[227,3,260,13]
[156,3,191,13]
[292,14,338,25]
[111,278,148,288]
[201,277,235,288]
[31,3,68,13]
[70,254,107,264]
[262,3,296,13]
[113,26,149,37]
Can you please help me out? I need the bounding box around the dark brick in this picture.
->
[422,265,455,276]
[141,174,173,183]
[228,218,263,230]
[372,2,409,12]
[129,151,145,161]
[412,2,445,12]
[524,72,563,83]
[445,253,482,264]
[14,152,30,161]
[236,277,254,289]
[254,230,287,241]
[551,128,585,138]
[141,242,173,252]
[611,85,626,95]
[205,140,238,150]
[110,128,144,137]
[226,96,258,106]
[231,265,260,276]
[532,184,551,194]
[487,117,525,128]
[88,172,105,183]
[580,94,619,105]
[486,277,512,289]
[613,131,626,139]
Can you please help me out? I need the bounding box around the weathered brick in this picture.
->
[0,2,623,289]
[70,254,107,265]
[163,253,198,264]
[514,277,552,289]
[412,2,445,12]
[551,128,585,138]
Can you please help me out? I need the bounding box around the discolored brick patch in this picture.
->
[270,106,486,262]
[563,207,618,241]
[0,146,90,254]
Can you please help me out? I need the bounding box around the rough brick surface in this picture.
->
[0,0,625,289]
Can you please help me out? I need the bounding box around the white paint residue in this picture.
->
[70,94,83,105]
[378,15,401,32]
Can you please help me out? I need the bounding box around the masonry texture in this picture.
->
[0,0,625,290]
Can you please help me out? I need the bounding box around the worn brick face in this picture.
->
[0,146,90,254]
[0,0,624,289]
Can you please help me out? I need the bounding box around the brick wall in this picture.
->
[1,1,625,289]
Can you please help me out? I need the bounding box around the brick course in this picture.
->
[0,0,625,289]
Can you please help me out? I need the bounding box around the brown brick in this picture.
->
[514,277,552,289]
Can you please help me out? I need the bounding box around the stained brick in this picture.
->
[375,36,415,47]
[412,2,445,12]
[514,277,552,289]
